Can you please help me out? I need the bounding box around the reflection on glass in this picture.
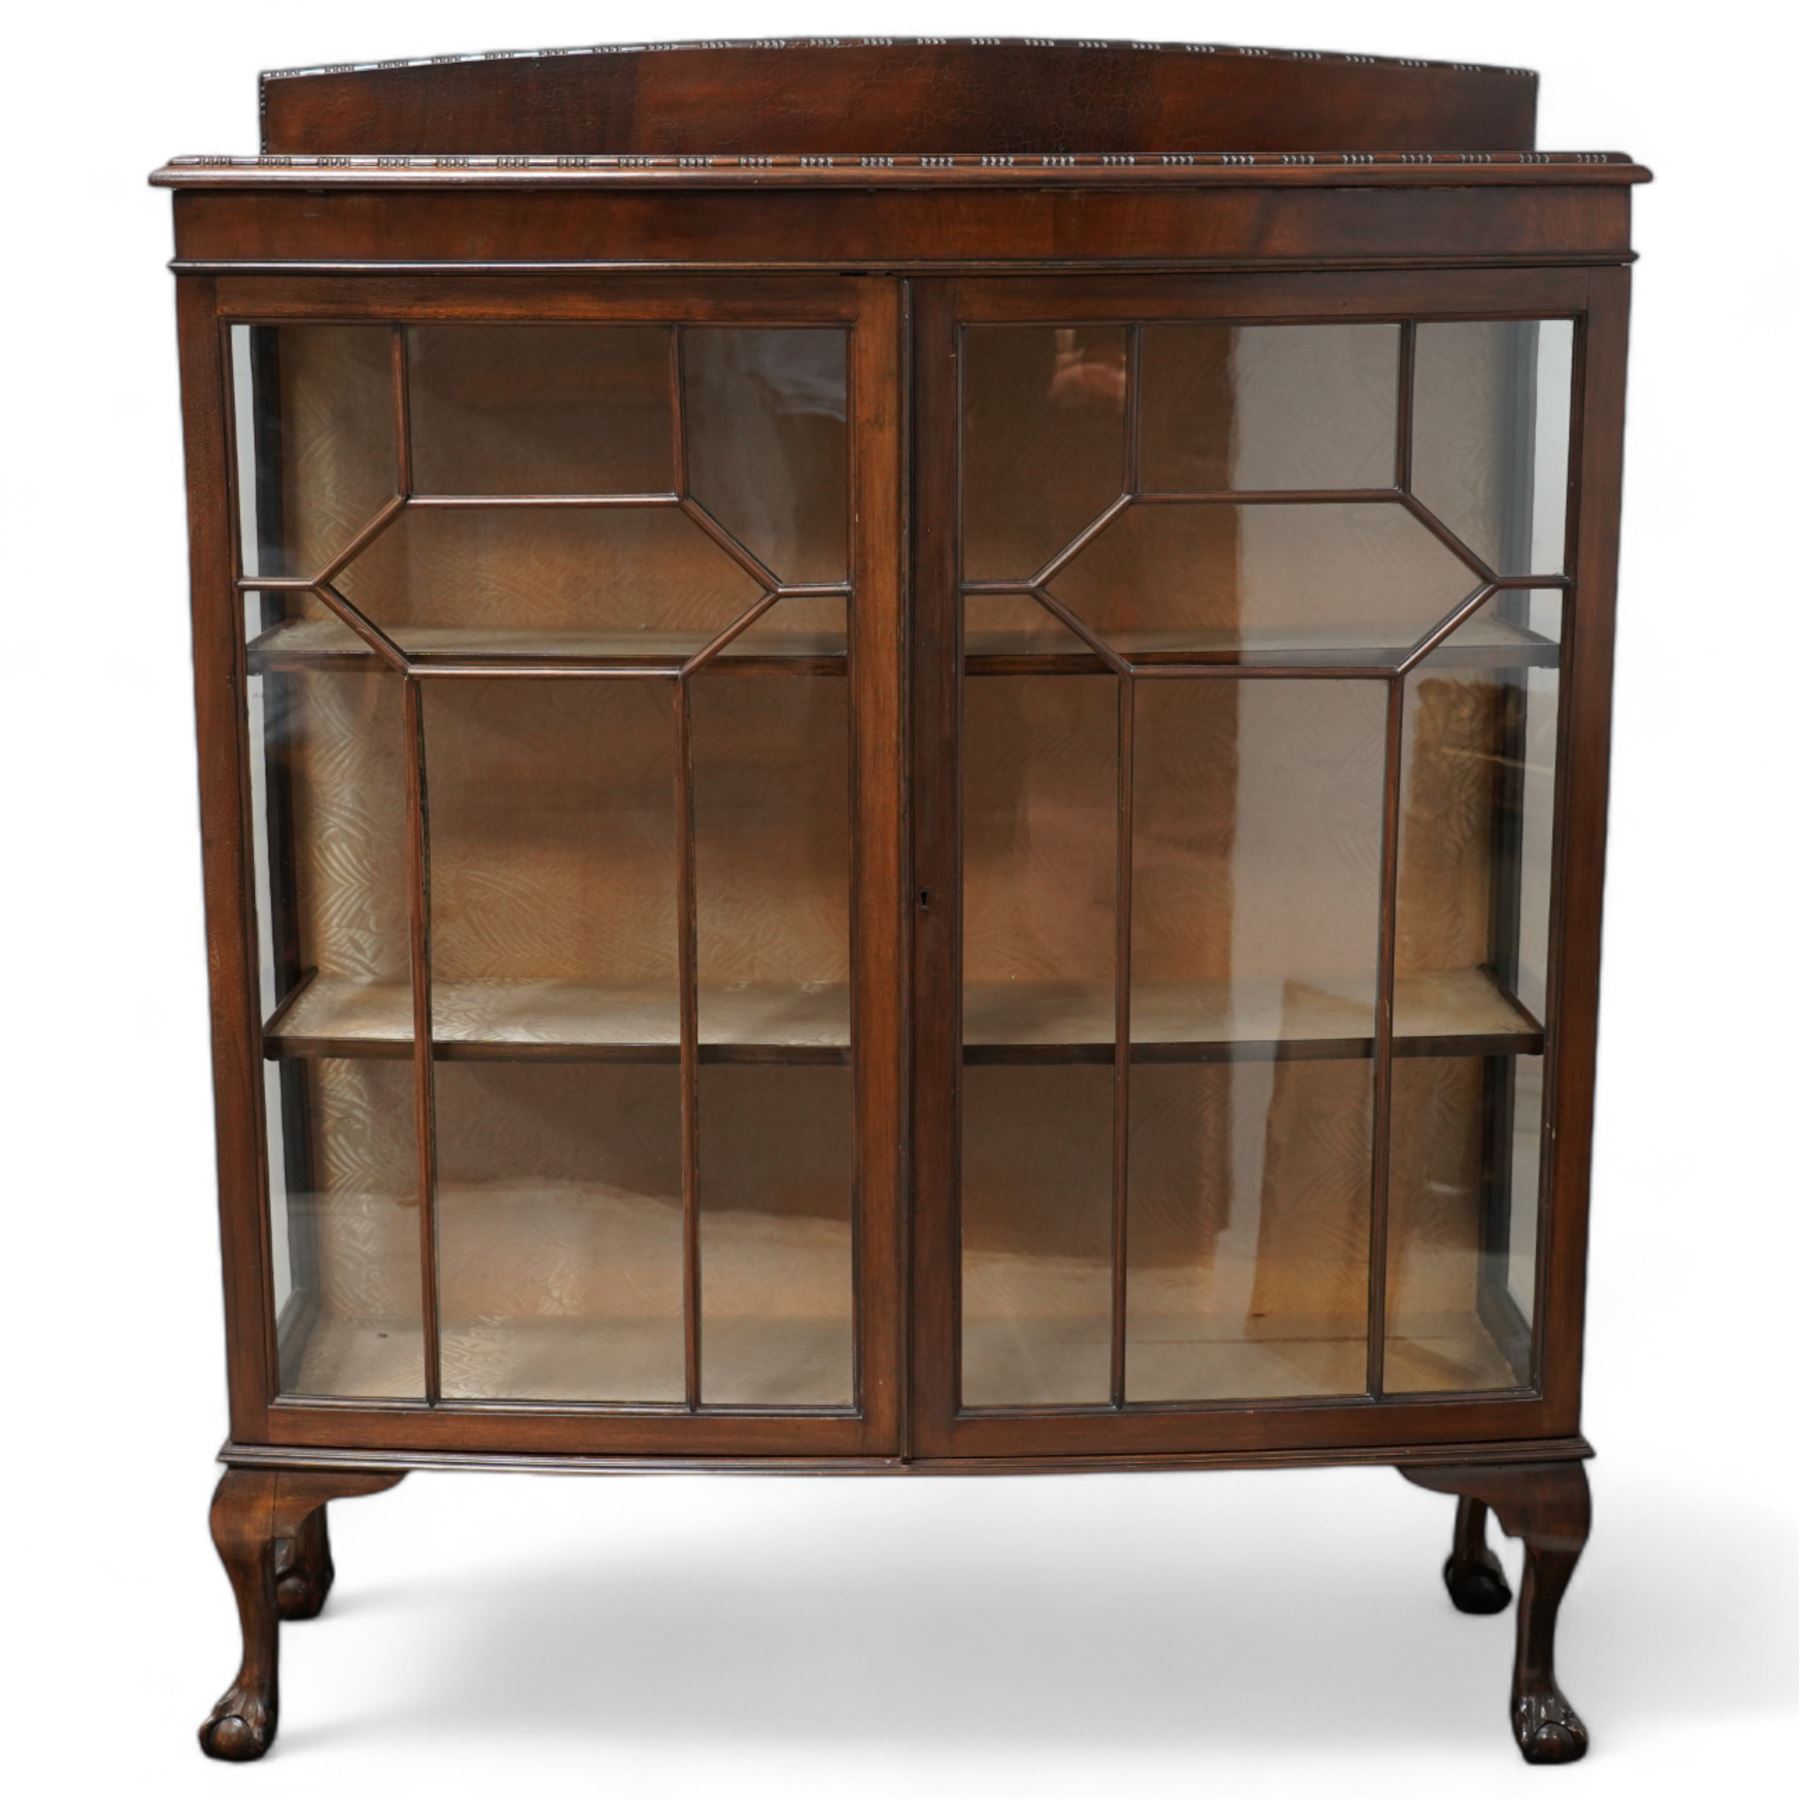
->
[245,655,420,1398]
[408,325,672,496]
[421,679,677,1052]
[700,1066,854,1405]
[1140,323,1399,492]
[436,1064,684,1402]
[335,506,762,658]
[685,328,849,585]
[963,326,1127,581]
[1048,500,1474,658]
[231,324,396,579]
[1385,591,1564,1391]
[1413,320,1574,575]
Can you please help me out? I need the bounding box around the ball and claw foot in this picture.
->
[1444,1545,1512,1614]
[199,1685,275,1762]
[275,1513,336,1621]
[1516,1684,1588,1765]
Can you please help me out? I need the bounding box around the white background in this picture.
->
[3,3,1795,1794]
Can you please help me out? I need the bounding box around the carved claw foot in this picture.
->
[200,1466,404,1760]
[1444,1497,1512,1614]
[1515,1684,1588,1764]
[1401,1460,1592,1765]
[199,1683,276,1762]
[275,1508,336,1621]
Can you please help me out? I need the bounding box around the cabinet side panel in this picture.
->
[177,275,274,1439]
[1539,269,1629,1430]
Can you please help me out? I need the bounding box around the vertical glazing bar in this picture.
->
[673,674,701,1411]
[402,675,442,1405]
[391,325,413,496]
[1109,675,1135,1408]
[1124,323,1144,496]
[1395,321,1417,492]
[669,326,688,496]
[1365,676,1406,1399]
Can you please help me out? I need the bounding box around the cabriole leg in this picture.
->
[199,1467,405,1761]
[1401,1460,1592,1765]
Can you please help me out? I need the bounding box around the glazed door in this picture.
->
[219,276,902,1457]
[911,271,1614,1458]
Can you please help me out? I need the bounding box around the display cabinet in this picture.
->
[154,38,1644,1764]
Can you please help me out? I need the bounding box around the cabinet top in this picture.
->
[151,37,1647,189]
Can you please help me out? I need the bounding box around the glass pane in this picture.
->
[963,676,1116,1052]
[408,325,672,496]
[1385,591,1564,1391]
[963,326,1127,582]
[700,1066,853,1405]
[1128,1062,1372,1400]
[335,505,763,660]
[436,1064,683,1402]
[1124,680,1383,1400]
[685,329,849,585]
[232,324,397,580]
[693,643,850,1052]
[269,1059,424,1399]
[1412,320,1574,575]
[1139,323,1399,492]
[1048,500,1475,659]
[244,652,421,1397]
[421,679,677,1050]
[963,1065,1113,1406]
[961,672,1115,1407]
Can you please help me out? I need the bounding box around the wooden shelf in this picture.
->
[962,616,1559,674]
[963,967,1542,1063]
[247,615,1555,676]
[265,972,853,1063]
[266,967,1538,1066]
[246,616,847,673]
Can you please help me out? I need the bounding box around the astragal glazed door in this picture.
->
[221,275,903,1459]
[910,271,1610,1459]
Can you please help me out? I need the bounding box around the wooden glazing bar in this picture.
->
[669,324,688,495]
[1031,492,1131,587]
[313,493,407,584]
[1364,677,1407,1401]
[1132,487,1402,505]
[1026,586,1131,676]
[1110,675,1135,1408]
[681,589,788,675]
[1399,490,1501,585]
[308,579,411,672]
[404,491,683,509]
[680,495,782,593]
[1396,582,1501,673]
[391,324,413,495]
[673,677,701,1411]
[402,676,442,1406]
[1396,319,1416,491]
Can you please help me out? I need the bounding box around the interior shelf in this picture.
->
[961,615,1559,673]
[963,966,1542,1063]
[247,614,1556,675]
[264,972,854,1062]
[265,966,1539,1065]
[246,616,848,673]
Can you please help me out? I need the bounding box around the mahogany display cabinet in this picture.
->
[154,38,1645,1765]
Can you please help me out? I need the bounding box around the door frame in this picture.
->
[179,271,906,1458]
[906,266,1628,1460]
